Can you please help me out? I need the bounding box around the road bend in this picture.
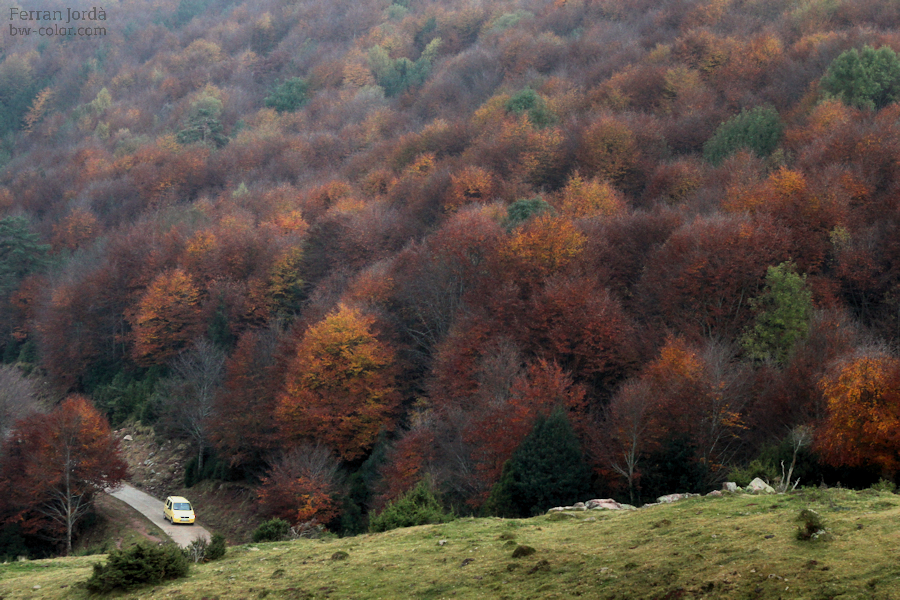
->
[107,483,211,548]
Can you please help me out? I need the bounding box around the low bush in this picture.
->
[183,533,226,563]
[368,479,454,533]
[796,508,826,541]
[871,478,897,493]
[253,518,291,542]
[727,458,778,488]
[85,543,189,593]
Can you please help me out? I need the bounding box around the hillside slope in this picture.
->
[2,488,900,599]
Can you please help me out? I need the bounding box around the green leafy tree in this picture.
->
[483,408,591,517]
[264,78,309,113]
[0,215,49,298]
[506,88,556,128]
[505,197,552,229]
[368,38,441,97]
[741,262,813,364]
[821,45,900,110]
[703,106,783,165]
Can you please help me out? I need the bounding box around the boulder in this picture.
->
[656,493,699,504]
[123,434,133,442]
[586,499,625,510]
[747,477,776,494]
[722,482,740,493]
[706,490,723,497]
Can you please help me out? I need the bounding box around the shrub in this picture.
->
[727,458,778,488]
[871,478,897,493]
[821,45,900,110]
[85,543,189,593]
[253,518,291,542]
[368,479,454,533]
[206,533,226,561]
[703,106,783,165]
[796,508,827,541]
[183,533,226,563]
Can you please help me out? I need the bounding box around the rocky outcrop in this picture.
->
[547,498,637,512]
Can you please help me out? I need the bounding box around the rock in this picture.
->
[586,498,625,510]
[657,493,699,503]
[123,435,133,441]
[707,490,723,497]
[747,478,776,494]
[438,540,447,546]
[722,482,740,493]
[33,585,41,590]
[527,559,551,574]
[573,502,586,510]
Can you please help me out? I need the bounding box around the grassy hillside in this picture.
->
[3,488,900,599]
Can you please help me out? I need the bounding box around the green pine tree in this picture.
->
[484,407,591,517]
[0,215,49,298]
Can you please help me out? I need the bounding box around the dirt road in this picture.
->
[108,484,211,548]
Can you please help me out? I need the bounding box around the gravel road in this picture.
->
[108,483,211,548]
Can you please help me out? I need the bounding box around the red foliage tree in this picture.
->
[209,328,283,472]
[639,214,792,341]
[463,358,586,506]
[257,445,342,527]
[1,396,127,555]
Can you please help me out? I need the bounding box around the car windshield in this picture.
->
[174,503,192,511]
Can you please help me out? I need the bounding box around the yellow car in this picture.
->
[163,496,195,525]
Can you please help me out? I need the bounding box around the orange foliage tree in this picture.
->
[276,304,399,461]
[128,269,203,366]
[816,351,900,475]
[1,396,127,555]
[497,214,586,282]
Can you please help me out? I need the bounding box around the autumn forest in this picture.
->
[3,0,900,556]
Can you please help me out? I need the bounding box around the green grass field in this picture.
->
[3,488,900,599]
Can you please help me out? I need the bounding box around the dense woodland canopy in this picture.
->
[4,0,900,550]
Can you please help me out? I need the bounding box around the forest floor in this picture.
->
[7,487,900,599]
